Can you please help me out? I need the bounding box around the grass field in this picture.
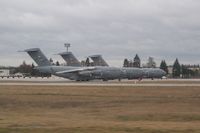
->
[1,85,200,133]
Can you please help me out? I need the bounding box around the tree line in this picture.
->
[123,54,200,78]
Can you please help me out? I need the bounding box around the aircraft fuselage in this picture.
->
[35,66,166,81]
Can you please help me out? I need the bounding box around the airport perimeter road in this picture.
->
[1,78,200,87]
[1,83,200,87]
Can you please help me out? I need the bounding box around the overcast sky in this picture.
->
[0,0,200,67]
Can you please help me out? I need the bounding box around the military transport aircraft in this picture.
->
[58,50,166,79]
[21,48,166,81]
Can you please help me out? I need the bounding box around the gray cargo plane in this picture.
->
[22,48,166,81]
[59,51,166,79]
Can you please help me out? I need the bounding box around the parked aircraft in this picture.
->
[59,51,166,79]
[22,48,166,81]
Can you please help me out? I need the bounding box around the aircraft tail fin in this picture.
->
[89,55,109,66]
[23,48,51,66]
[58,52,81,67]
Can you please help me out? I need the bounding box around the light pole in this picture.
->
[64,43,71,52]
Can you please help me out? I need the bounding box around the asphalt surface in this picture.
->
[1,77,200,87]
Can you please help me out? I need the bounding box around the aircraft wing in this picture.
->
[56,67,96,74]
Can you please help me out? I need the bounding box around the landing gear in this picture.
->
[138,77,143,81]
[102,79,108,82]
[76,79,90,82]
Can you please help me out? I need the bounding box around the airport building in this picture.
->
[0,69,10,77]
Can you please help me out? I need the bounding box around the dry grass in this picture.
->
[0,85,200,133]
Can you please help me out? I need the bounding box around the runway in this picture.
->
[1,82,200,87]
[1,77,200,87]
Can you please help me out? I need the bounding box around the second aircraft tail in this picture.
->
[58,51,81,67]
